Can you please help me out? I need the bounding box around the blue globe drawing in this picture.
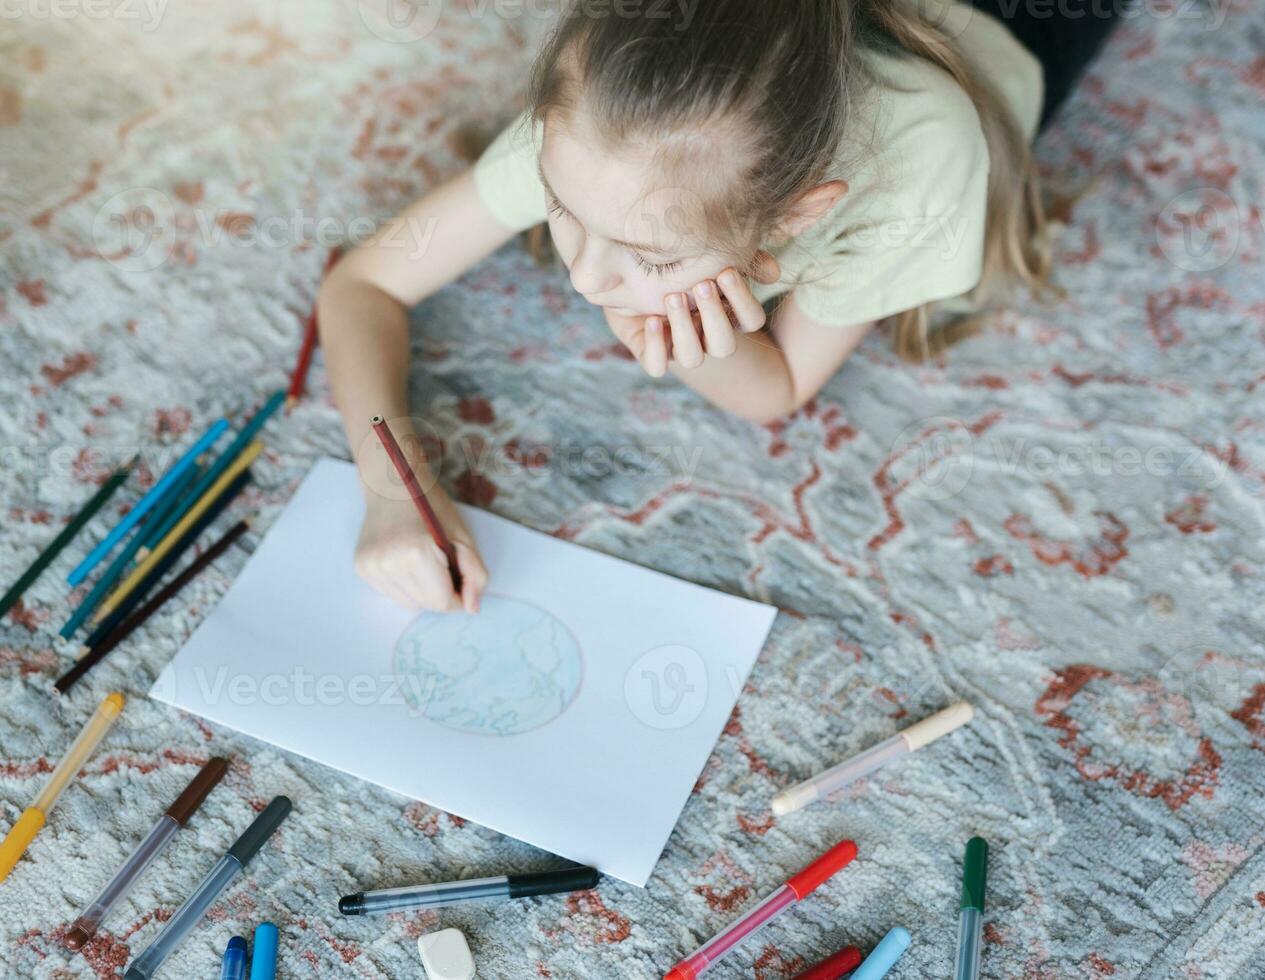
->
[393,596,584,736]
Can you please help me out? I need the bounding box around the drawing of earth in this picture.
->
[392,596,584,736]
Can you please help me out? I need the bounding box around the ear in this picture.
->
[772,180,848,240]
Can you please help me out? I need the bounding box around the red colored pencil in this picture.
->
[370,415,462,593]
[286,247,340,412]
[54,519,252,694]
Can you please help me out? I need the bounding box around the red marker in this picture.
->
[790,944,863,980]
[664,840,858,980]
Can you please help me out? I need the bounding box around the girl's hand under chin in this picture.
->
[603,252,781,378]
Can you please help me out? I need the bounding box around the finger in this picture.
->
[665,292,704,369]
[622,324,647,361]
[692,280,736,358]
[717,268,767,332]
[641,316,669,377]
[453,541,488,614]
[391,546,456,612]
[749,250,781,285]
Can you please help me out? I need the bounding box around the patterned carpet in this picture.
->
[2,1,1264,977]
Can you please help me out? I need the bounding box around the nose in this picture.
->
[568,239,620,298]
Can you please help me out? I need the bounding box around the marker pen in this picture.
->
[340,866,600,916]
[953,838,988,980]
[65,758,228,950]
[852,927,912,980]
[773,703,973,815]
[664,840,858,980]
[124,796,291,980]
[219,936,247,980]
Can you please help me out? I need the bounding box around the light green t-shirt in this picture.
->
[474,0,1042,327]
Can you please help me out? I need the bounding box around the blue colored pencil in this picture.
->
[67,418,229,586]
[135,390,283,560]
[59,461,203,638]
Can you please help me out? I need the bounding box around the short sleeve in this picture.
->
[472,112,549,232]
[782,56,992,327]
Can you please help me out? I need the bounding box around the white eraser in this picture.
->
[418,928,476,980]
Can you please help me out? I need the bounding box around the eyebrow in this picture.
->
[537,161,678,257]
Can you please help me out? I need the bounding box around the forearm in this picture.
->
[318,276,430,494]
[668,329,796,424]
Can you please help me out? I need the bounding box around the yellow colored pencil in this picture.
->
[0,692,125,881]
[91,440,262,624]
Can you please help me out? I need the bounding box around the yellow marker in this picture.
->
[92,440,262,624]
[0,692,125,881]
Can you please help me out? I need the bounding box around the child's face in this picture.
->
[539,116,746,317]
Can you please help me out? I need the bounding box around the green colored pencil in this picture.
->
[0,456,137,621]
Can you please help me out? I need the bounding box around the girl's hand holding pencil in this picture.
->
[604,256,780,378]
[356,424,488,614]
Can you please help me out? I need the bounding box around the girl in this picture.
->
[318,0,1119,612]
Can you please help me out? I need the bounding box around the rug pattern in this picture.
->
[1,1,1264,977]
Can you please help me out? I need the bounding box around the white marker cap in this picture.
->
[771,781,819,817]
[901,701,974,751]
[418,928,476,980]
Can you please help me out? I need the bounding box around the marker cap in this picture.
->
[851,927,911,980]
[166,757,229,826]
[0,808,46,880]
[960,837,989,911]
[902,701,973,751]
[251,922,279,975]
[786,839,857,899]
[227,796,292,867]
[507,866,600,899]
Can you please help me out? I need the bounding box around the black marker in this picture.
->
[339,865,600,915]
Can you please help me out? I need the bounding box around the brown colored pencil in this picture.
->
[371,415,462,592]
[54,519,252,695]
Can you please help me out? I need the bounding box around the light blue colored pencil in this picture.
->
[59,461,203,638]
[133,390,283,560]
[66,418,229,586]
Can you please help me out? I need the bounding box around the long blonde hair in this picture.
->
[529,0,1050,362]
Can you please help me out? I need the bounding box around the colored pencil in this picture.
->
[79,468,253,652]
[59,461,203,639]
[137,392,282,558]
[56,520,251,694]
[93,441,261,624]
[370,415,461,592]
[287,248,340,412]
[67,420,229,586]
[0,456,136,622]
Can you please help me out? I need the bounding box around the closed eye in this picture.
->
[632,253,683,278]
[547,194,575,223]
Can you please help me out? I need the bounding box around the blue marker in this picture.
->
[852,927,912,979]
[251,922,279,979]
[67,417,228,585]
[219,935,247,980]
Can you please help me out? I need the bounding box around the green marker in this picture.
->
[953,837,988,980]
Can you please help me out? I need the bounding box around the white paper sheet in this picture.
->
[153,458,777,886]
